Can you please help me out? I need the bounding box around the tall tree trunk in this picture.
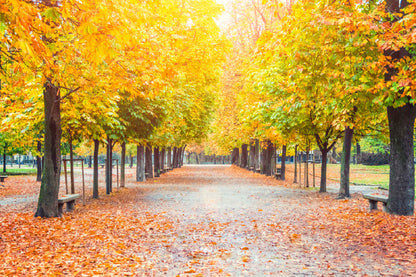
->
[69,134,75,194]
[93,139,99,199]
[167,147,172,169]
[241,144,248,168]
[2,149,6,174]
[294,145,298,183]
[339,127,354,199]
[35,81,61,218]
[231,148,239,165]
[154,146,160,177]
[265,141,272,176]
[172,147,177,168]
[36,140,42,181]
[270,143,276,176]
[145,145,153,178]
[305,145,310,187]
[281,145,286,181]
[387,104,416,215]
[161,148,166,173]
[120,142,126,188]
[254,139,260,171]
[105,136,113,194]
[260,144,266,174]
[320,150,329,193]
[356,142,361,164]
[383,0,415,215]
[249,139,255,170]
[136,145,146,182]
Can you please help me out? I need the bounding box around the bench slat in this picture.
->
[363,194,388,203]
[58,194,80,203]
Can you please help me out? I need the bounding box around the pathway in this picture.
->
[129,165,412,276]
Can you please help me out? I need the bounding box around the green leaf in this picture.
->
[42,7,60,22]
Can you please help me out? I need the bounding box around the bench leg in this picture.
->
[369,199,378,210]
[66,200,76,212]
[382,202,388,212]
[58,203,64,214]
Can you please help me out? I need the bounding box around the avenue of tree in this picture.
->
[2,0,416,216]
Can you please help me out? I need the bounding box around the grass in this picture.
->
[0,166,37,175]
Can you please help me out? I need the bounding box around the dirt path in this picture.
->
[130,165,412,276]
[0,165,414,276]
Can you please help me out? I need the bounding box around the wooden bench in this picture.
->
[363,194,388,211]
[0,176,8,182]
[58,194,80,214]
[275,168,282,179]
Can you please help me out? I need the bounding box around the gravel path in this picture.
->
[129,165,411,276]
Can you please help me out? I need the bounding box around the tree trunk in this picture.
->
[231,148,239,165]
[145,145,153,178]
[383,0,415,216]
[105,136,113,195]
[172,147,177,168]
[249,139,255,170]
[36,140,42,182]
[305,146,310,187]
[320,150,328,193]
[93,139,99,199]
[136,145,146,182]
[130,154,133,168]
[294,145,298,183]
[260,145,266,174]
[241,144,248,168]
[167,147,172,169]
[265,141,273,176]
[161,148,166,173]
[35,81,61,218]
[88,155,92,168]
[387,104,416,215]
[339,127,354,199]
[2,150,6,174]
[154,146,160,177]
[120,142,126,187]
[281,145,286,181]
[69,134,75,194]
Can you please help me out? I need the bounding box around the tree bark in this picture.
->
[231,148,239,165]
[145,145,153,178]
[249,139,255,170]
[172,147,177,168]
[294,145,298,183]
[383,0,415,216]
[241,144,248,168]
[105,136,113,195]
[93,139,99,199]
[281,145,286,181]
[2,149,6,174]
[136,145,146,182]
[167,147,172,169]
[88,155,92,168]
[260,144,266,174]
[35,81,61,218]
[120,142,126,187]
[154,146,160,177]
[36,140,42,182]
[319,150,328,193]
[305,146,310,187]
[387,104,416,215]
[161,148,165,173]
[339,127,354,199]
[69,133,75,194]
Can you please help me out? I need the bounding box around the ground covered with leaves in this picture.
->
[0,165,415,276]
